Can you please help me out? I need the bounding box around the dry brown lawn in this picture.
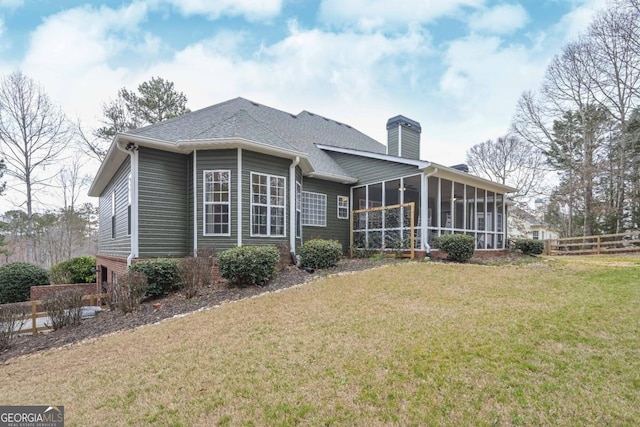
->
[1,257,639,426]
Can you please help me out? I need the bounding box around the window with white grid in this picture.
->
[302,191,326,226]
[251,172,286,237]
[337,196,349,219]
[203,170,230,235]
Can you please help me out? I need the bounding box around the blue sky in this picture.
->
[0,0,608,210]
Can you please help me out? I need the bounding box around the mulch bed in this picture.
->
[0,258,407,364]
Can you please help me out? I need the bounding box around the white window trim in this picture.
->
[337,195,349,220]
[250,172,287,237]
[296,181,302,238]
[302,191,327,227]
[203,170,231,237]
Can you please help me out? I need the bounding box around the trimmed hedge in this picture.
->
[218,245,279,287]
[514,239,545,255]
[129,259,180,297]
[299,239,342,270]
[0,262,50,304]
[49,256,96,284]
[434,234,475,263]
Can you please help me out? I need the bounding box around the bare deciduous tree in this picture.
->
[466,134,548,205]
[0,71,69,262]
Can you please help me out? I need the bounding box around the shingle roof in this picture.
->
[126,97,387,181]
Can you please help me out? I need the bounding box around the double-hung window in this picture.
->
[111,190,116,239]
[302,191,326,227]
[296,182,302,238]
[337,196,349,219]
[203,170,231,235]
[251,172,286,237]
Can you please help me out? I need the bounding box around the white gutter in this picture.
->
[289,156,300,253]
[193,150,198,256]
[116,140,139,267]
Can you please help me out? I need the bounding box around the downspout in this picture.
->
[237,149,243,247]
[116,140,139,267]
[422,167,438,254]
[193,150,198,256]
[289,156,300,254]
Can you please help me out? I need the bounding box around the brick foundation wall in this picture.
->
[429,249,510,260]
[96,255,225,286]
[96,255,129,291]
[30,283,99,301]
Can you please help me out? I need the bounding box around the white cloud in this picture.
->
[552,0,609,40]
[319,0,486,31]
[162,0,283,21]
[0,0,24,10]
[133,23,432,148]
[21,3,163,125]
[469,4,529,34]
[426,34,550,162]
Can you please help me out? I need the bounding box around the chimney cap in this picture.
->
[386,115,421,133]
[449,164,469,173]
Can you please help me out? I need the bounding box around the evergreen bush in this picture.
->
[49,256,96,284]
[299,239,342,269]
[434,234,475,263]
[218,245,279,286]
[514,239,545,255]
[0,262,49,304]
[129,259,180,297]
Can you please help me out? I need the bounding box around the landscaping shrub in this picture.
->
[42,288,84,331]
[434,234,475,263]
[178,253,214,299]
[49,256,96,284]
[107,272,148,313]
[0,262,49,304]
[514,239,545,255]
[300,239,342,270]
[129,259,180,297]
[0,304,29,351]
[218,245,279,286]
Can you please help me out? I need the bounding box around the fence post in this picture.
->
[597,236,601,255]
[31,301,37,336]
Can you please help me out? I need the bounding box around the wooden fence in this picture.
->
[546,231,640,256]
[18,293,109,336]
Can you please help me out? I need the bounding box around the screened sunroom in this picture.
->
[350,167,513,254]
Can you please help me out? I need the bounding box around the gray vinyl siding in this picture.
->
[302,178,351,253]
[327,152,421,184]
[387,126,420,160]
[196,149,238,251]
[387,126,398,157]
[242,151,292,246]
[400,128,421,160]
[98,158,131,257]
[138,147,189,258]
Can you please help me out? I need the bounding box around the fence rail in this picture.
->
[19,293,110,336]
[546,231,640,255]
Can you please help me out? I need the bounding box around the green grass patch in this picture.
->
[1,255,639,426]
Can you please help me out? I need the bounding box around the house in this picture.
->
[88,97,515,284]
[508,205,560,242]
